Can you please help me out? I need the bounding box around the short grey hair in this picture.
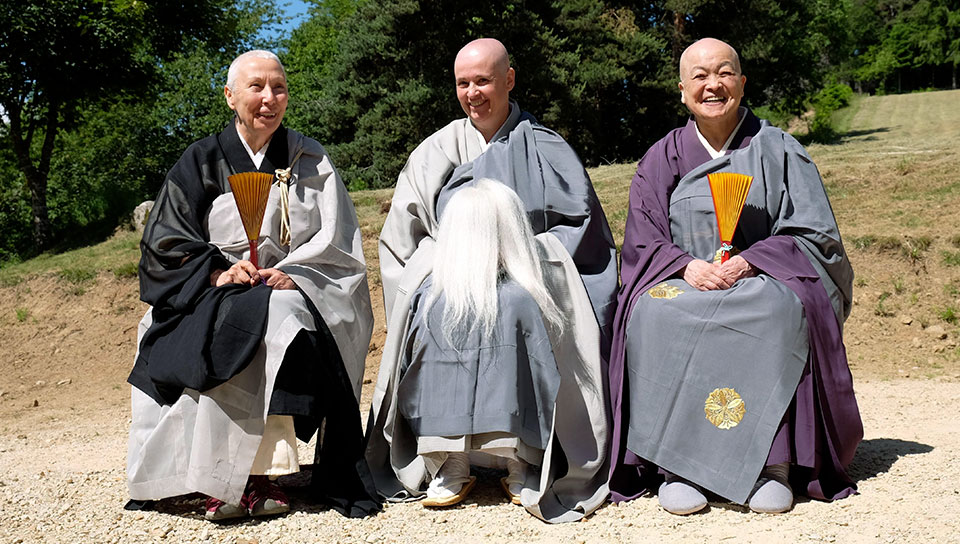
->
[226,50,287,91]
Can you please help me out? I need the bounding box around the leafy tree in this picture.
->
[288,0,673,189]
[0,0,270,251]
[283,0,363,130]
[844,0,960,92]
[661,0,847,115]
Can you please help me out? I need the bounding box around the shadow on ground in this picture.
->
[846,437,933,482]
[835,127,892,143]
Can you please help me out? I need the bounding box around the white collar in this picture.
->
[695,107,747,160]
[475,122,489,152]
[471,102,517,153]
[238,132,271,169]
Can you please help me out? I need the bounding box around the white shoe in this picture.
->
[658,474,707,515]
[500,458,527,504]
[423,452,474,507]
[748,462,793,514]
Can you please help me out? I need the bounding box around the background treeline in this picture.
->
[2,0,958,262]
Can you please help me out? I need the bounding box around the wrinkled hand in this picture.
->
[212,260,260,287]
[717,256,757,286]
[681,259,733,291]
[259,268,296,290]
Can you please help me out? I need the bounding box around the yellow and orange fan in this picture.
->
[227,171,274,269]
[707,172,753,264]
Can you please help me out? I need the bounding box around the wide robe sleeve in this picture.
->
[378,123,476,321]
[734,129,861,500]
[608,131,696,499]
[129,139,271,405]
[274,132,374,399]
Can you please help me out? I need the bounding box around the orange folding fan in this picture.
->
[227,171,274,268]
[707,172,753,264]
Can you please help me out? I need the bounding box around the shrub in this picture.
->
[806,83,854,143]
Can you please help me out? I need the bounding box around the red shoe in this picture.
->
[246,476,290,517]
[204,495,247,521]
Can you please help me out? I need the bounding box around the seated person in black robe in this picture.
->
[125,50,379,520]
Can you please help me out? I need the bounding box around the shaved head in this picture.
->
[679,38,741,81]
[455,38,511,74]
[676,37,746,146]
[453,38,516,142]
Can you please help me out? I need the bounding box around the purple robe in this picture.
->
[609,111,863,502]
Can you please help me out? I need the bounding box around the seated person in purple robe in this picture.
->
[607,38,862,515]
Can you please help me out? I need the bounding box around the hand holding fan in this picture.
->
[227,171,274,268]
[707,172,753,264]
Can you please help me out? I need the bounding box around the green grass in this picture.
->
[0,230,141,283]
[112,261,139,279]
[892,276,905,295]
[875,291,894,317]
[0,274,23,288]
[894,156,916,176]
[850,235,876,250]
[59,267,97,284]
[830,93,864,135]
[942,250,960,267]
[938,305,958,325]
[15,308,28,322]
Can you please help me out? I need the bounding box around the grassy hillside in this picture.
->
[3,90,959,381]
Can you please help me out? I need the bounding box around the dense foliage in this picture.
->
[1,0,958,259]
[0,0,277,259]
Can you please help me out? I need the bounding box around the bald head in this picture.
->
[676,37,746,142]
[455,38,511,74]
[679,38,741,81]
[453,38,516,142]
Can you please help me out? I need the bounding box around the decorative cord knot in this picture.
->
[273,148,304,246]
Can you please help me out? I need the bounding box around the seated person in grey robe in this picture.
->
[607,38,862,515]
[399,179,566,505]
[366,39,617,523]
[125,50,379,521]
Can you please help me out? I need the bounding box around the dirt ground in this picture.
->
[2,90,960,542]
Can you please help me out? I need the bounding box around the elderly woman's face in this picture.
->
[679,43,745,125]
[225,57,288,146]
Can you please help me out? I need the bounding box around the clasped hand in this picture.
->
[210,260,296,290]
[681,256,756,291]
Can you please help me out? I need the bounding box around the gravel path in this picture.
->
[0,378,957,543]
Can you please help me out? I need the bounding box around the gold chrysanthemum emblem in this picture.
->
[704,387,745,430]
[648,282,683,299]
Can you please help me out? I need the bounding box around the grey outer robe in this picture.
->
[620,123,856,503]
[368,104,615,523]
[127,129,374,505]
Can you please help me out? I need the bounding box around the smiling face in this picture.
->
[454,39,515,142]
[224,56,288,150]
[678,38,746,127]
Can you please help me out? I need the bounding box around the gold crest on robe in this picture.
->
[704,387,746,429]
[648,282,683,299]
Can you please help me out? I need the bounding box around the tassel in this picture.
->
[274,148,304,247]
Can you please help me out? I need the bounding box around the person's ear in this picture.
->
[678,81,685,104]
[505,67,516,92]
[224,85,236,110]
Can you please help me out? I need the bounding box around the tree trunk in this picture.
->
[672,11,687,69]
[953,64,956,90]
[5,100,58,250]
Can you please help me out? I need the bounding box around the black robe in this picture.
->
[127,122,380,517]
